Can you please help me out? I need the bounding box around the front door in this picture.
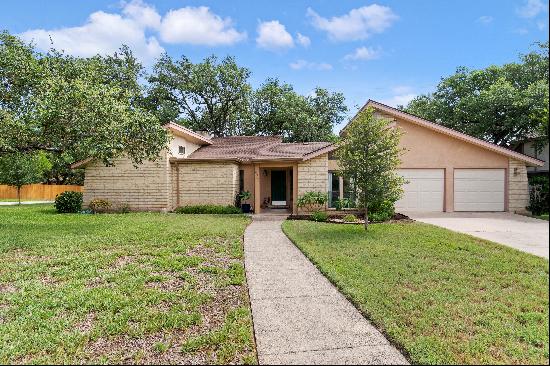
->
[271,170,287,205]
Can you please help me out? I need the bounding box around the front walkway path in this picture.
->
[244,215,408,365]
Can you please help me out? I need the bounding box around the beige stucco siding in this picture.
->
[83,152,171,211]
[173,162,239,207]
[508,159,529,213]
[169,134,202,158]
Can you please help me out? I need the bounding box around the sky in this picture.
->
[1,0,549,131]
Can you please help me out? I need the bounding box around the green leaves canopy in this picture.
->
[0,32,168,166]
[405,42,549,147]
[337,107,404,229]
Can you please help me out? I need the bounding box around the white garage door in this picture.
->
[395,169,444,212]
[454,169,505,211]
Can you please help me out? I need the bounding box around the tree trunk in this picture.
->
[17,186,21,205]
[364,205,369,231]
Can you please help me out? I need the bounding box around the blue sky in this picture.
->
[1,0,548,131]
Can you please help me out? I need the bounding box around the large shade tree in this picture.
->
[0,31,168,167]
[337,107,404,230]
[404,42,549,147]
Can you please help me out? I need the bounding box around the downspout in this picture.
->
[176,163,180,208]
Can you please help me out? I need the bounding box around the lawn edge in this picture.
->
[280,220,414,365]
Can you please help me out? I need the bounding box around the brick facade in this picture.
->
[83,152,171,211]
[172,161,240,207]
[508,158,529,213]
[297,154,328,212]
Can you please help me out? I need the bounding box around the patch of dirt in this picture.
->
[85,277,106,289]
[112,255,136,269]
[145,271,187,291]
[75,312,97,333]
[0,283,17,293]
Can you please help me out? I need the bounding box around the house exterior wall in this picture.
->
[82,152,171,211]
[519,140,549,173]
[169,134,202,158]
[173,162,239,206]
[508,159,529,213]
[297,154,328,212]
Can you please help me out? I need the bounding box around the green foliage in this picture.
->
[175,205,242,214]
[343,214,357,222]
[238,191,252,202]
[88,198,112,213]
[0,151,52,203]
[0,31,168,168]
[405,42,549,147]
[528,175,549,215]
[334,197,353,210]
[250,78,346,142]
[310,210,329,222]
[54,191,83,213]
[296,191,328,212]
[337,107,404,229]
[147,54,252,136]
[367,200,395,222]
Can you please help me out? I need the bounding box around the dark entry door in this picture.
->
[271,170,286,203]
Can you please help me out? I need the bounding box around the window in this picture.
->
[239,170,244,192]
[178,146,185,155]
[328,172,340,208]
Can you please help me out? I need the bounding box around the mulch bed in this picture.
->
[287,212,412,224]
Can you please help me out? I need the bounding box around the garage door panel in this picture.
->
[395,169,444,212]
[454,169,504,212]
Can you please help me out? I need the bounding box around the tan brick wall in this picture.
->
[83,152,171,211]
[508,159,529,213]
[297,154,328,212]
[173,162,239,207]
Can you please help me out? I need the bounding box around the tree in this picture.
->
[0,152,51,204]
[147,54,252,136]
[404,42,549,147]
[337,107,404,230]
[250,79,347,142]
[0,31,168,167]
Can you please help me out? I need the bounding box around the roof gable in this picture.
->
[343,100,544,167]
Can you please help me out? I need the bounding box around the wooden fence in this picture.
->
[0,184,83,201]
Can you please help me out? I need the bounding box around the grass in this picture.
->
[282,220,549,365]
[0,204,256,364]
[535,214,549,221]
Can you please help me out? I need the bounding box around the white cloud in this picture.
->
[515,27,530,34]
[381,86,417,107]
[517,0,548,18]
[290,59,333,71]
[344,46,381,61]
[160,6,246,45]
[296,33,311,47]
[19,3,164,64]
[477,15,494,24]
[256,20,294,50]
[122,0,161,29]
[307,5,398,41]
[537,20,547,30]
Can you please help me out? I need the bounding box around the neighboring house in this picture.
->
[72,100,544,214]
[513,138,549,176]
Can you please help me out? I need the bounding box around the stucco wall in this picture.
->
[297,154,328,212]
[169,134,202,158]
[173,162,239,207]
[83,152,171,211]
[508,159,529,213]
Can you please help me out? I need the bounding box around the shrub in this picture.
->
[174,205,242,214]
[528,175,549,215]
[343,214,357,222]
[89,199,112,213]
[368,200,395,222]
[54,191,83,213]
[311,210,329,222]
[297,191,328,212]
[118,203,131,213]
[334,198,353,210]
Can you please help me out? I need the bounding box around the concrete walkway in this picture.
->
[244,215,408,365]
[407,212,549,259]
[0,201,53,206]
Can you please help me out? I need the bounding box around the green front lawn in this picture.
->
[0,205,256,364]
[536,214,549,221]
[282,220,549,365]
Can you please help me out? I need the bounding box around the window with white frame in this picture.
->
[178,146,185,155]
[328,171,356,208]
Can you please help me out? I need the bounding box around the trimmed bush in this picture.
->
[368,200,395,222]
[311,211,329,222]
[343,214,357,222]
[54,191,83,213]
[175,205,242,214]
[297,191,328,212]
[89,199,112,213]
[528,175,549,215]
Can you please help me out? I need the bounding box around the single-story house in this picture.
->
[513,137,549,177]
[72,100,544,214]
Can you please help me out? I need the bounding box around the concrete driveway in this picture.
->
[405,212,549,259]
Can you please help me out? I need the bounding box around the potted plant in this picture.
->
[239,191,252,213]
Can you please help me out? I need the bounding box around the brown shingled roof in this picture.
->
[187,136,333,162]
